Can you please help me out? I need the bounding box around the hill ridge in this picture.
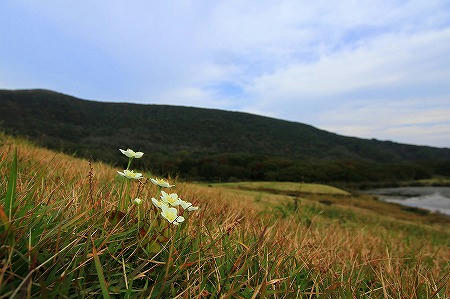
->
[4,88,448,149]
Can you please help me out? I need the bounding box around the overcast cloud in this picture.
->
[1,0,449,146]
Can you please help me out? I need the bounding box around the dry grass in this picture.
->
[0,135,449,298]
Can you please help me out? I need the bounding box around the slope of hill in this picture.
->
[0,135,449,297]
[0,89,449,182]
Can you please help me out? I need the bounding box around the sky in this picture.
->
[1,1,449,147]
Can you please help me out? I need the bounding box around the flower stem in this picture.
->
[126,157,133,170]
[137,206,140,236]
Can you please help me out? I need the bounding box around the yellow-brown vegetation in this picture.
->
[0,135,448,298]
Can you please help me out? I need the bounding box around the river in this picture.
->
[367,186,450,216]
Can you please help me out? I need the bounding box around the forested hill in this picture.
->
[1,89,449,182]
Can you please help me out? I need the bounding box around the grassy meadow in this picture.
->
[0,135,449,298]
[209,181,350,196]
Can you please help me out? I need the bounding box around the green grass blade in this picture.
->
[5,149,17,222]
[92,246,111,299]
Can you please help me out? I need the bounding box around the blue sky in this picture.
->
[1,1,449,147]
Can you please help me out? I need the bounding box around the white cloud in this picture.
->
[154,86,233,109]
[237,26,450,147]
[1,0,450,146]
[244,28,450,106]
[318,97,450,147]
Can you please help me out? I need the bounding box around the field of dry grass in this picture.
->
[0,134,449,298]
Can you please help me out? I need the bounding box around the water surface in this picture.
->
[368,187,450,216]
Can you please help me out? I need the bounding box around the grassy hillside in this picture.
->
[1,89,450,183]
[211,181,350,195]
[0,134,449,297]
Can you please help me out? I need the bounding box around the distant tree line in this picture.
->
[21,135,450,183]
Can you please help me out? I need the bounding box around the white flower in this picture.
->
[160,191,181,206]
[179,199,199,211]
[133,198,142,205]
[117,169,143,180]
[151,197,168,209]
[160,206,185,225]
[150,178,175,188]
[119,148,144,159]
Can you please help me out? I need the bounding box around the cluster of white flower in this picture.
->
[117,169,143,180]
[117,148,199,225]
[151,191,199,225]
[117,148,144,179]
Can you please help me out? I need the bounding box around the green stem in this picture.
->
[126,157,133,170]
[124,179,131,211]
[137,209,140,236]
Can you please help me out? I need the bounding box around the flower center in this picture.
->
[167,195,177,203]
[165,210,176,222]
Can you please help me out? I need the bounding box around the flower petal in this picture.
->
[134,152,144,158]
[179,200,190,209]
[151,178,175,188]
[152,198,168,209]
[119,149,134,158]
